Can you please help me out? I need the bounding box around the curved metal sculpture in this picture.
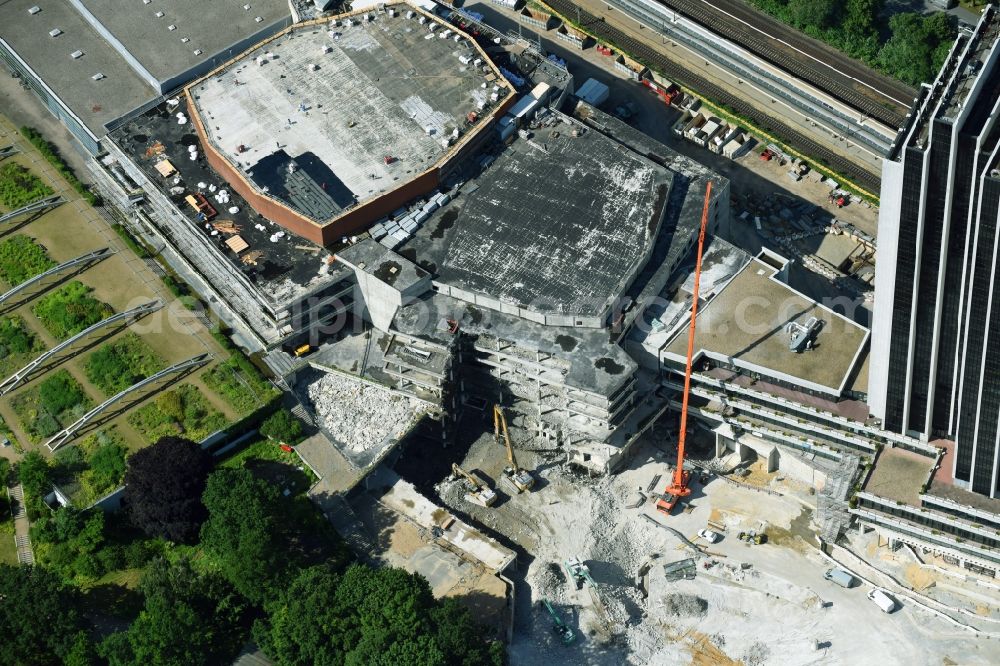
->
[0,299,163,397]
[0,195,64,225]
[0,247,112,310]
[46,353,212,451]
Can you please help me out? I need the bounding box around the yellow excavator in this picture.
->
[450,463,497,507]
[493,405,536,493]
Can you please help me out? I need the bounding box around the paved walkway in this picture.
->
[6,482,34,565]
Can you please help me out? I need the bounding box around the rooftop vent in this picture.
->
[92,72,104,80]
[28,6,41,15]
[154,11,164,18]
[143,0,151,4]
[168,24,176,31]
[193,49,202,56]
[254,16,263,22]
[70,50,83,59]
[49,28,62,37]
[181,37,190,43]
[243,4,251,9]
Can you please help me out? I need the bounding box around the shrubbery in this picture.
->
[11,370,91,441]
[0,162,53,209]
[259,409,304,444]
[128,384,227,443]
[0,235,56,286]
[85,332,164,396]
[19,126,99,205]
[202,346,279,414]
[33,280,113,340]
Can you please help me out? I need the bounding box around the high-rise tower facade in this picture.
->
[870,7,1000,496]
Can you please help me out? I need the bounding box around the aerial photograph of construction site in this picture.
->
[2,0,1000,664]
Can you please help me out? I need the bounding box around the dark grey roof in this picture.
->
[401,114,672,319]
[1,0,155,137]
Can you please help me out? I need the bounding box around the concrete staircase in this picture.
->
[7,483,34,565]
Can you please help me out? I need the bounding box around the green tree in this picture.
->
[98,557,248,666]
[86,442,127,496]
[30,507,107,580]
[787,0,841,30]
[259,409,304,443]
[877,12,957,86]
[0,564,94,665]
[199,468,289,603]
[254,564,501,666]
[17,451,52,519]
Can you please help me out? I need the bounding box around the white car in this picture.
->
[698,529,721,543]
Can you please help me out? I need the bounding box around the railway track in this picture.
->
[541,0,882,192]
[650,0,912,129]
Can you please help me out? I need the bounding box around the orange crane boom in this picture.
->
[657,180,713,515]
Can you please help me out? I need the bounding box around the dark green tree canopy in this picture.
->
[123,436,212,543]
[199,467,290,603]
[253,564,501,666]
[98,557,247,666]
[0,564,92,666]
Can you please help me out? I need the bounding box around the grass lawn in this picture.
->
[128,383,227,444]
[220,437,317,493]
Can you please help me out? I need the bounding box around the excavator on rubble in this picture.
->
[493,405,535,493]
[451,463,497,508]
[656,181,714,516]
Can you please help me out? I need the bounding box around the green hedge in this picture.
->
[19,126,100,205]
[112,224,151,259]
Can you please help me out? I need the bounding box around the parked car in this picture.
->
[698,529,721,543]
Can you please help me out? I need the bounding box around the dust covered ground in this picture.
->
[417,423,999,666]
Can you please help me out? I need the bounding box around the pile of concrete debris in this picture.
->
[307,372,426,453]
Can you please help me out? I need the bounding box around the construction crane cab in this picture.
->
[656,181,714,516]
[450,463,497,508]
[493,405,535,493]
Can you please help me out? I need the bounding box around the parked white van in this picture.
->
[867,587,897,613]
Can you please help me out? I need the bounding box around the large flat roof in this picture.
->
[400,113,672,320]
[1,0,155,137]
[663,255,870,395]
[75,0,289,85]
[189,9,508,222]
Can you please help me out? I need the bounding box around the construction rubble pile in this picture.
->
[307,373,425,453]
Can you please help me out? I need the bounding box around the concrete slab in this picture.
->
[866,447,936,507]
[662,256,869,395]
